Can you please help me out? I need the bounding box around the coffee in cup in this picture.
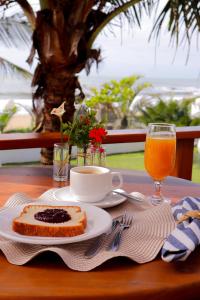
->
[70,166,123,202]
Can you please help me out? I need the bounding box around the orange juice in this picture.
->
[144,136,176,181]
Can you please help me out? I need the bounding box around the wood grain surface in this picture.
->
[0,166,199,300]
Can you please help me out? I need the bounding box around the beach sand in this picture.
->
[5,114,33,131]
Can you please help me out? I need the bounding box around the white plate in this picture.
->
[0,201,112,245]
[53,186,127,208]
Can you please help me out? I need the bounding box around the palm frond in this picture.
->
[0,13,32,48]
[88,0,155,47]
[151,0,200,47]
[104,0,155,22]
[0,56,32,79]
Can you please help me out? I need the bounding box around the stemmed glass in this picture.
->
[144,123,176,205]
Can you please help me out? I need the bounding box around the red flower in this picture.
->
[89,127,107,145]
[99,146,105,153]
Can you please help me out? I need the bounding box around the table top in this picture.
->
[0,166,199,300]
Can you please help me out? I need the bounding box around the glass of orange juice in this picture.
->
[144,123,176,205]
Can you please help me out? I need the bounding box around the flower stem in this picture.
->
[60,116,64,144]
[83,145,87,166]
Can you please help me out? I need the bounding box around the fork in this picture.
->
[85,215,123,258]
[108,213,133,251]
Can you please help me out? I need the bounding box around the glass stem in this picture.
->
[149,180,164,206]
[154,181,162,199]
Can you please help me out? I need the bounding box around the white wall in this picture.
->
[0,148,40,165]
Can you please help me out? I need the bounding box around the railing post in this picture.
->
[171,139,194,180]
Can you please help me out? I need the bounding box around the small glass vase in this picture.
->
[91,146,106,167]
[53,143,70,181]
[77,145,106,167]
[77,146,92,166]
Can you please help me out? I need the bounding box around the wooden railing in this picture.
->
[0,126,200,180]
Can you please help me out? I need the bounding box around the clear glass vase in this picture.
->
[53,143,70,181]
[77,146,92,166]
[91,146,106,167]
[77,145,106,167]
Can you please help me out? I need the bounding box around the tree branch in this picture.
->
[16,0,36,29]
[88,0,142,48]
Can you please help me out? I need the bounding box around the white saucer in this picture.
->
[53,186,127,208]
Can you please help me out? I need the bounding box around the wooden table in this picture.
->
[0,166,199,300]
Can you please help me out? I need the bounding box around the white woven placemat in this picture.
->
[0,189,175,271]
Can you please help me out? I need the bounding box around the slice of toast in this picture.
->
[12,205,87,237]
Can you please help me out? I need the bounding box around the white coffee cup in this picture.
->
[70,166,123,202]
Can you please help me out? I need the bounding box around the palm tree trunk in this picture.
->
[35,70,80,164]
[30,5,90,165]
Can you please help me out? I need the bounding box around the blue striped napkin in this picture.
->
[161,196,200,262]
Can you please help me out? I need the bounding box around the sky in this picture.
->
[91,15,200,80]
[0,0,200,84]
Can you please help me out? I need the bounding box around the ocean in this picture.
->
[1,75,200,164]
[0,76,200,115]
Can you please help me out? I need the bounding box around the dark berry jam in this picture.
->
[34,209,71,223]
